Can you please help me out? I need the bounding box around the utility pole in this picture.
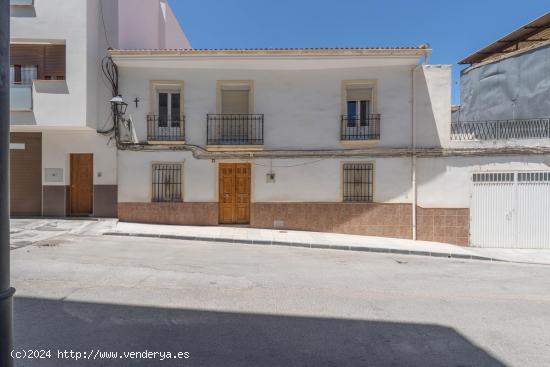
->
[0,0,15,366]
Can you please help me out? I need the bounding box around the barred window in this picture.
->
[152,163,183,202]
[343,163,374,202]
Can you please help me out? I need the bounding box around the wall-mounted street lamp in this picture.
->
[110,95,128,117]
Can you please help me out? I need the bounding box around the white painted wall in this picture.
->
[10,0,89,128]
[10,0,190,130]
[118,150,215,202]
[117,152,412,204]
[415,65,452,148]
[117,56,448,150]
[42,130,117,186]
[118,0,190,50]
[416,155,550,208]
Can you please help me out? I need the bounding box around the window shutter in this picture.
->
[221,89,249,114]
[346,87,372,101]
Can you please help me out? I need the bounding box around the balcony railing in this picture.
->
[450,118,550,141]
[340,115,380,141]
[207,114,264,145]
[11,0,34,5]
[147,115,185,142]
[10,84,32,111]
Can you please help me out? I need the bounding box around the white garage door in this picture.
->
[471,171,550,249]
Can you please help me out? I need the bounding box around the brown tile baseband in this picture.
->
[103,231,499,263]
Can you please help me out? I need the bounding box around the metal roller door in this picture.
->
[10,132,42,216]
[471,171,550,249]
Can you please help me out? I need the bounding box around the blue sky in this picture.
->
[170,1,549,104]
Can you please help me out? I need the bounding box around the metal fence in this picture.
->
[147,115,185,142]
[207,114,264,145]
[450,118,550,140]
[151,163,183,202]
[342,163,374,202]
[340,115,381,141]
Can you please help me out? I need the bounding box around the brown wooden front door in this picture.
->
[10,132,42,216]
[219,163,251,224]
[70,154,93,216]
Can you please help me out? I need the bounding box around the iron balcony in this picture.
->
[147,114,186,142]
[207,114,264,146]
[340,114,381,141]
[450,118,550,140]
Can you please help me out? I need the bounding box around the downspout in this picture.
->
[411,46,430,241]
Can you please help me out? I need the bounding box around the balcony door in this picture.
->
[219,85,251,143]
[157,90,182,137]
[343,85,376,140]
[346,87,372,127]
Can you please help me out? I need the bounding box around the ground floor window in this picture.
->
[343,163,374,202]
[152,163,183,202]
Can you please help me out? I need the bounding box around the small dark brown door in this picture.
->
[10,132,42,216]
[219,163,250,224]
[70,154,93,216]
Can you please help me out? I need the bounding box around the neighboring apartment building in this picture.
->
[9,0,189,217]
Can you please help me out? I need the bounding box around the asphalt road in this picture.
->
[10,234,550,366]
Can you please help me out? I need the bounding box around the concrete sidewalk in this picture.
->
[106,222,550,265]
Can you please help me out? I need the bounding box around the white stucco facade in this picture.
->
[9,0,189,217]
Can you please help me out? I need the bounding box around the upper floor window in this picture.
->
[217,81,254,114]
[341,80,380,142]
[157,90,181,128]
[10,64,37,85]
[147,81,185,142]
[344,82,376,127]
[10,44,66,81]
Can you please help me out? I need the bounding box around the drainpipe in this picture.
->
[411,47,430,241]
[0,0,15,365]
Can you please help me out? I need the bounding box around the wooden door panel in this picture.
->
[219,164,235,224]
[234,163,251,224]
[219,163,250,224]
[70,154,93,216]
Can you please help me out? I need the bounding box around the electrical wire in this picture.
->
[99,0,112,49]
[98,55,120,137]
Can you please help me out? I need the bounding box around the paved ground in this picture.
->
[10,218,116,250]
[113,221,550,264]
[11,218,550,264]
[10,230,550,366]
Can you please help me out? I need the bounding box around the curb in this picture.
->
[103,232,503,263]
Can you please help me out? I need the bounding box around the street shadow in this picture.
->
[14,297,506,367]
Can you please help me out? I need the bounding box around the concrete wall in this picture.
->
[41,130,117,186]
[10,0,89,128]
[118,0,190,50]
[416,155,550,208]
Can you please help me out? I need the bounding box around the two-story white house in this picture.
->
[109,47,466,243]
[9,0,189,217]
[10,2,550,249]
[110,40,550,249]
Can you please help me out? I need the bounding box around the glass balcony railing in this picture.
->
[10,84,33,111]
[10,0,34,6]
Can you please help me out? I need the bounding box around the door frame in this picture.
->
[217,161,252,225]
[69,153,94,216]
